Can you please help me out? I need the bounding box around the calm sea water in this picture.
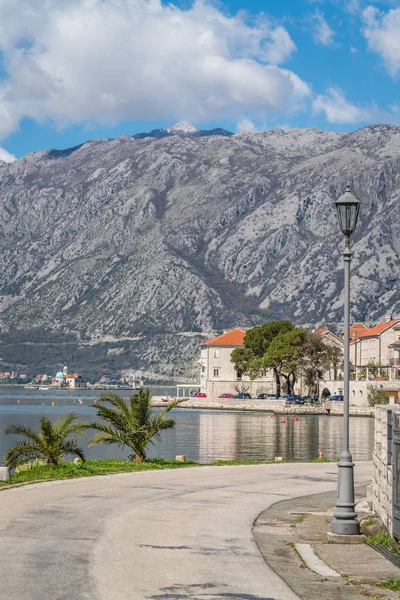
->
[0,388,375,463]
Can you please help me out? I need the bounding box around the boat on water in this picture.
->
[38,386,49,390]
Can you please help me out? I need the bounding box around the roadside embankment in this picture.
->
[152,396,375,417]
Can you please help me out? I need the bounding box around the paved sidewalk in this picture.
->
[254,486,400,600]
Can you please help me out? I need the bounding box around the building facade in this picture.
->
[65,373,86,389]
[350,316,400,378]
[320,316,400,406]
[199,329,275,398]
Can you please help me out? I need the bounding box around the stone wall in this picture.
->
[327,403,375,417]
[321,379,400,407]
[373,405,400,535]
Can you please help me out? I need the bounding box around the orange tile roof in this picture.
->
[314,326,329,336]
[350,323,369,341]
[201,328,246,347]
[352,320,399,340]
[65,373,83,378]
[350,323,369,332]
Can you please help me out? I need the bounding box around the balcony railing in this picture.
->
[389,359,400,366]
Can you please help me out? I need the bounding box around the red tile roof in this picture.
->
[201,328,246,347]
[349,323,369,341]
[359,320,399,338]
[314,326,329,336]
[65,373,83,379]
[351,320,399,341]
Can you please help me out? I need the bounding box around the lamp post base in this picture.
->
[330,450,359,535]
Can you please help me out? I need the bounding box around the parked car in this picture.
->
[196,392,207,398]
[285,395,305,405]
[219,393,234,398]
[257,394,278,400]
[234,393,252,399]
[327,395,343,402]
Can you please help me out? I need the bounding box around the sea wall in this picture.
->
[152,396,375,416]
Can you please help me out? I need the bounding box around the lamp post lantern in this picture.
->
[331,184,361,535]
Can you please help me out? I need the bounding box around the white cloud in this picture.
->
[262,26,297,64]
[0,148,16,162]
[363,5,400,76]
[0,0,308,140]
[312,88,374,123]
[237,117,258,133]
[311,12,335,46]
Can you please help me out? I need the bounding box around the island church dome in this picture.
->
[56,371,64,378]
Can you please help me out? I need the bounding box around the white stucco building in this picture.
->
[349,316,400,378]
[199,328,275,398]
[65,373,86,389]
[321,316,400,406]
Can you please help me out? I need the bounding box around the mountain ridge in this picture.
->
[0,123,399,379]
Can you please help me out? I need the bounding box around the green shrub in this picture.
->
[367,385,389,407]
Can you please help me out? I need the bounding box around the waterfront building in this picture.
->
[52,365,86,388]
[65,373,86,389]
[321,314,400,405]
[200,320,400,404]
[349,315,400,378]
[314,326,343,350]
[199,329,275,398]
[54,370,65,385]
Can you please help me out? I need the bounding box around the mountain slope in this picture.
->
[0,123,399,378]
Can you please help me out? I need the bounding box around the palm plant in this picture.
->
[86,389,182,462]
[3,414,86,468]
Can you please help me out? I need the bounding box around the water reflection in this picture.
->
[0,389,374,463]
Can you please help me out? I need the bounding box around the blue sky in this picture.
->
[0,0,400,160]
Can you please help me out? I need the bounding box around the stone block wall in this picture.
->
[327,404,375,417]
[373,405,400,535]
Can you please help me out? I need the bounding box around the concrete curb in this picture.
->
[295,543,340,577]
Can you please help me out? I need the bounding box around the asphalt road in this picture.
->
[0,462,372,600]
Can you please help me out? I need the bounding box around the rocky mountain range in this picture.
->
[0,122,399,380]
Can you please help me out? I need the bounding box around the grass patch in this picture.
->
[5,458,198,484]
[362,514,378,527]
[296,514,306,524]
[366,531,400,556]
[0,458,276,486]
[376,578,400,591]
[312,457,338,463]
[206,459,273,466]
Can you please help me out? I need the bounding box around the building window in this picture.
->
[201,366,205,373]
[213,368,220,377]
[236,371,242,380]
[213,349,220,358]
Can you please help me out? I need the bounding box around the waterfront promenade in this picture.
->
[152,396,375,416]
[0,462,372,600]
